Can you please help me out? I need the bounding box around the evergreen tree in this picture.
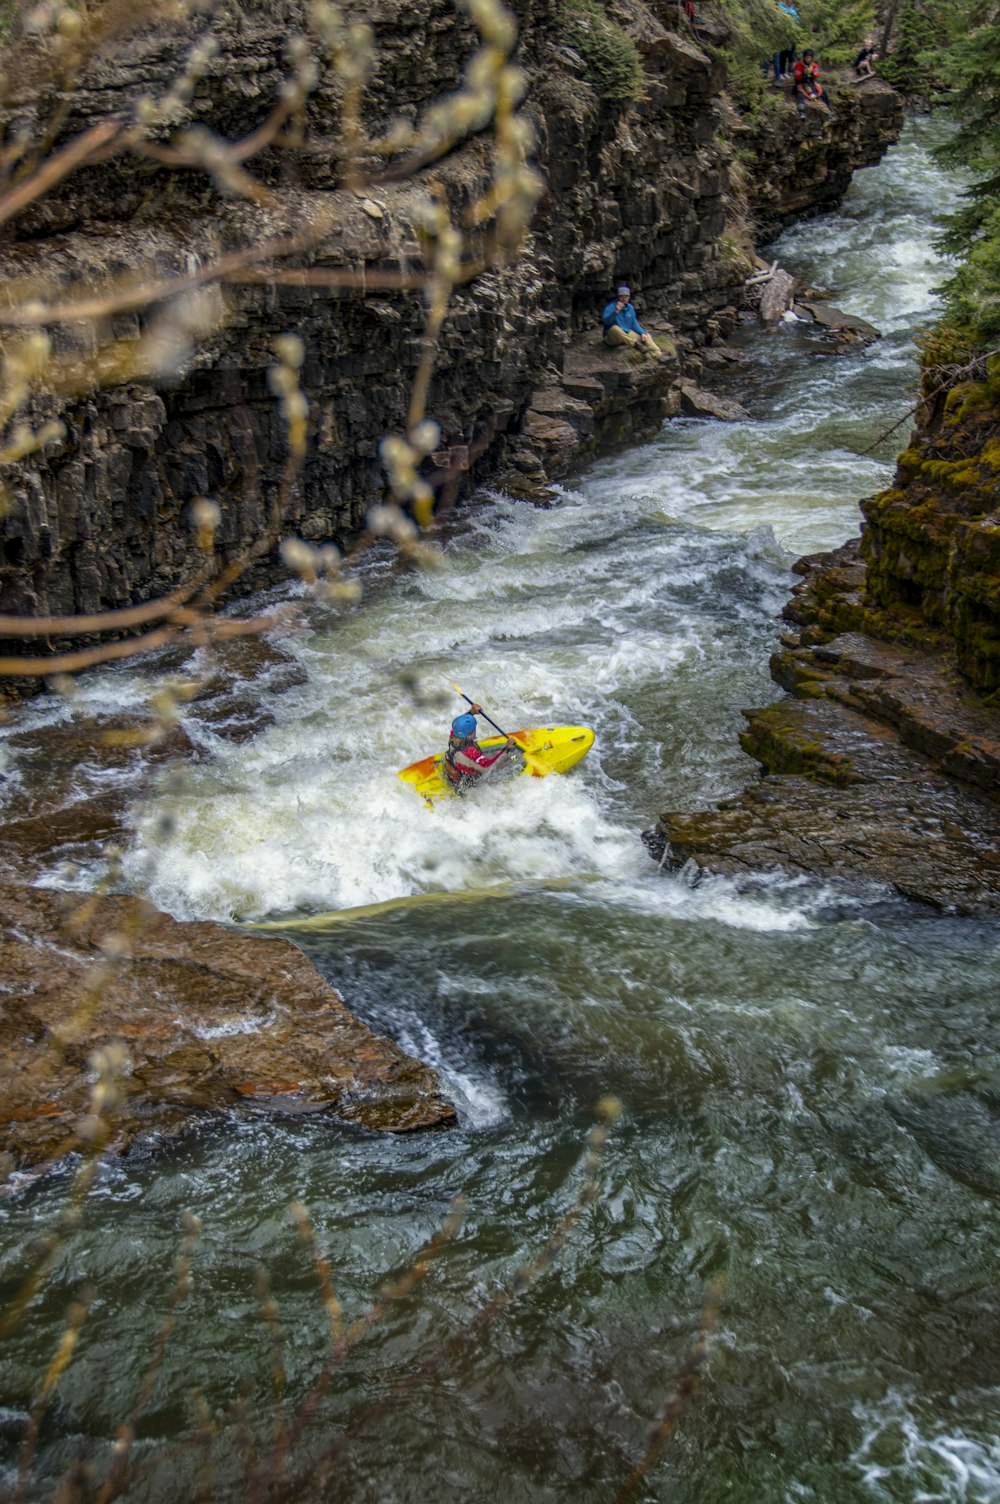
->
[877,0,954,90]
[799,0,879,66]
[932,1,1000,342]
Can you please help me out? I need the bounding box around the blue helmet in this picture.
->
[452,713,477,737]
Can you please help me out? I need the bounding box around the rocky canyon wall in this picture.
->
[862,351,1000,695]
[0,0,902,636]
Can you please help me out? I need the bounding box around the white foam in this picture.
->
[65,124,968,930]
[852,1389,1000,1501]
[122,719,642,921]
[567,868,818,934]
[112,482,787,923]
[393,1017,508,1129]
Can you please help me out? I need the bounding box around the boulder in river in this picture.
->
[0,884,457,1178]
[794,298,881,345]
[758,267,798,324]
[678,383,751,422]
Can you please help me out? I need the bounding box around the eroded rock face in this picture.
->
[0,1,903,637]
[651,683,1000,913]
[646,352,1000,913]
[862,357,1000,693]
[0,883,457,1176]
[743,75,904,237]
[646,540,1000,914]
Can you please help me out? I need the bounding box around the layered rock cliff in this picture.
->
[0,0,903,631]
[863,350,1000,695]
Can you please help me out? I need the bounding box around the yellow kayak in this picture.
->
[398,725,595,804]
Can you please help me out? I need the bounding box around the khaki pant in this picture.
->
[605,325,658,357]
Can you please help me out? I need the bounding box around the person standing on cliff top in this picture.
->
[763,0,797,82]
[777,0,798,79]
[602,286,662,359]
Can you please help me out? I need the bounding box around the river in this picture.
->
[1,118,999,1503]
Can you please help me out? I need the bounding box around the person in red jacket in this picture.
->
[793,50,831,115]
[444,708,518,791]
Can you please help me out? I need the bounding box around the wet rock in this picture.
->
[794,298,881,345]
[678,383,750,421]
[0,884,457,1177]
[0,632,310,876]
[520,411,581,474]
[652,747,1000,914]
[511,336,685,477]
[647,540,1000,914]
[0,711,193,880]
[0,791,130,881]
[524,388,596,442]
[772,631,1000,794]
[701,345,751,368]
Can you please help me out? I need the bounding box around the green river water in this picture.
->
[0,118,998,1502]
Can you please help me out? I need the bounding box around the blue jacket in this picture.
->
[602,299,646,337]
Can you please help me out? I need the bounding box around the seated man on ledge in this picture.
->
[602,285,663,359]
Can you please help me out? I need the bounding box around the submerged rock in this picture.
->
[0,883,457,1178]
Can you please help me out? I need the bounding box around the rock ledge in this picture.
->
[646,541,1000,914]
[0,883,457,1179]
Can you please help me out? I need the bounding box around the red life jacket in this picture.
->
[794,59,820,90]
[444,735,510,787]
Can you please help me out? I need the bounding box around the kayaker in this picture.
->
[444,707,517,792]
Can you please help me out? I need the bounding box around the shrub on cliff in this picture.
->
[709,0,789,122]
[559,0,646,101]
[715,0,789,71]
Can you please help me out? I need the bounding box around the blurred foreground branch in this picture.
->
[0,0,542,678]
